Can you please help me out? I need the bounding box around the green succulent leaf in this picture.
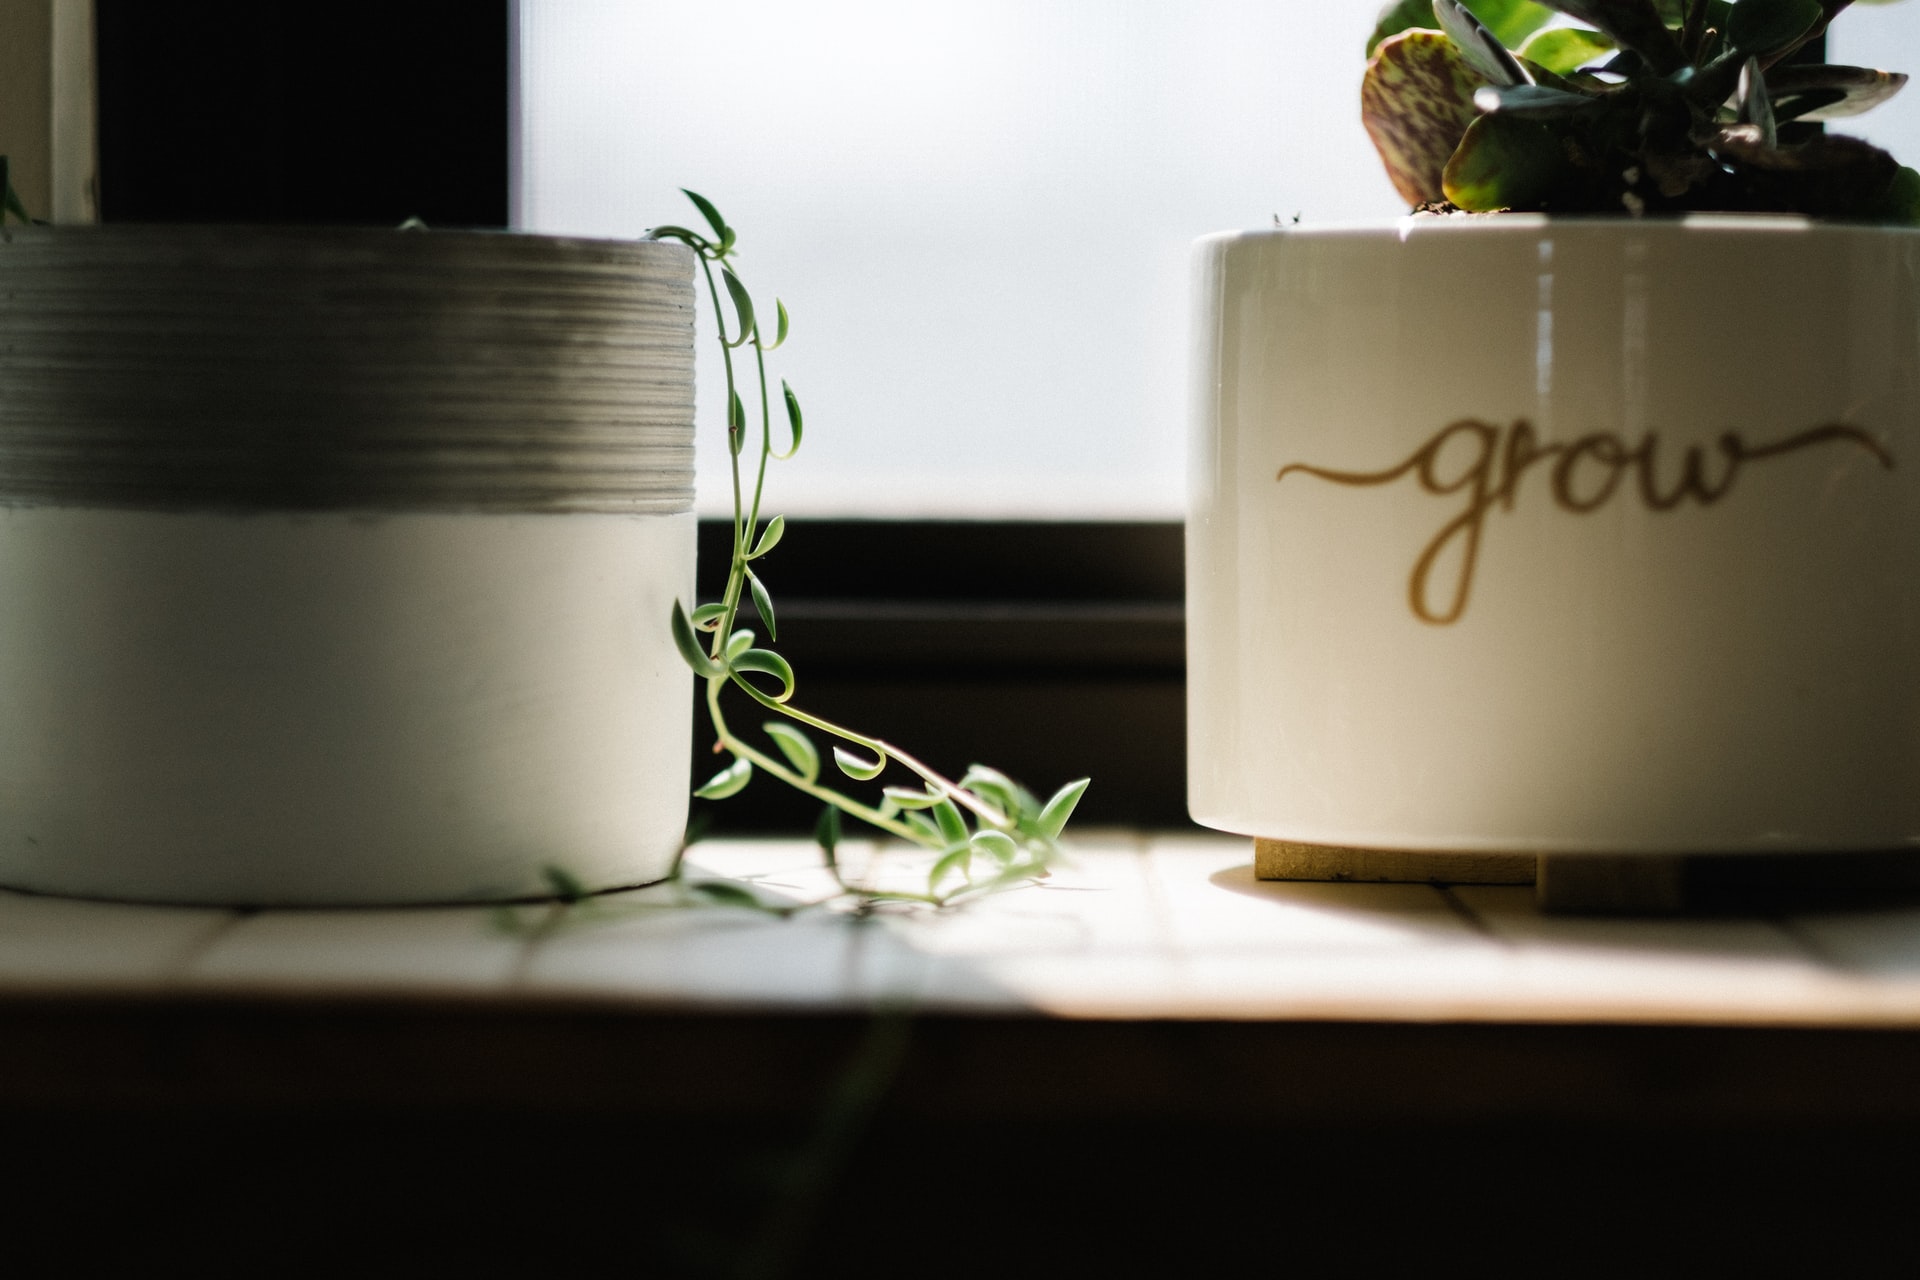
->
[776,380,804,459]
[932,798,969,848]
[764,720,820,782]
[1363,30,1486,206]
[747,569,776,641]
[694,756,754,799]
[1725,0,1822,56]
[905,811,944,844]
[671,600,727,678]
[1368,0,1556,56]
[1436,0,1532,85]
[1442,111,1568,210]
[1475,82,1603,115]
[1735,55,1779,146]
[833,745,887,781]
[768,299,790,350]
[1035,777,1091,840]
[1766,65,1910,121]
[690,602,728,631]
[731,647,795,701]
[1517,26,1617,73]
[751,514,786,559]
[725,627,756,661]
[682,188,730,242]
[1534,0,1685,71]
[1877,164,1920,224]
[721,268,757,347]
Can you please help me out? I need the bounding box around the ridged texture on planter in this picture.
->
[0,227,696,513]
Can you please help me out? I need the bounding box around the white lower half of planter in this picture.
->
[0,507,695,904]
[1188,217,1920,855]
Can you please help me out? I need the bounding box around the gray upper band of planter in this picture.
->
[0,227,696,513]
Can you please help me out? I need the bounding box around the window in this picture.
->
[514,0,1400,519]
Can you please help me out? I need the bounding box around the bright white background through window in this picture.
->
[516,2,1920,520]
[515,1,1398,518]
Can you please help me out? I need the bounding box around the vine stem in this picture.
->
[726,674,1014,831]
[705,676,920,842]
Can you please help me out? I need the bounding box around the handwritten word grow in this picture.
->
[1277,419,1893,626]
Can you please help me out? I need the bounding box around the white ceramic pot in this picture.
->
[0,227,697,904]
[1189,215,1920,856]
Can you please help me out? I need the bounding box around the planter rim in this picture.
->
[1197,213,1920,247]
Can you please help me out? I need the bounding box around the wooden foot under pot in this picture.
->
[1253,840,1920,915]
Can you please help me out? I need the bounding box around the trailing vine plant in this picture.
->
[647,192,1089,910]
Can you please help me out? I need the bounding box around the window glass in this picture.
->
[515,1,1398,518]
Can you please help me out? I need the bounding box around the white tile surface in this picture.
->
[0,889,230,988]
[189,906,523,992]
[9,837,1920,1025]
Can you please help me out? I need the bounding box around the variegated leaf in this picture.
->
[1363,29,1486,206]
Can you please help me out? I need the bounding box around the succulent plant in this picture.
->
[1362,0,1919,220]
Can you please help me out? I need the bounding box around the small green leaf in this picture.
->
[751,515,786,559]
[691,602,727,631]
[958,764,1039,820]
[722,268,756,347]
[771,299,790,349]
[1516,26,1615,74]
[0,156,29,226]
[1036,777,1091,840]
[776,382,804,459]
[930,846,972,891]
[731,648,796,701]
[1442,111,1567,211]
[689,881,769,911]
[725,628,756,661]
[694,756,753,799]
[543,865,589,902]
[747,569,777,641]
[671,600,727,678]
[882,786,942,810]
[932,798,969,848]
[970,830,1019,867]
[905,811,944,845]
[728,389,746,456]
[682,188,730,241]
[814,805,842,866]
[834,746,887,780]
[1725,0,1821,57]
[645,223,705,246]
[764,720,819,782]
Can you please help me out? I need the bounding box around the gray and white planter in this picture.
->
[0,227,697,904]
[1189,215,1920,859]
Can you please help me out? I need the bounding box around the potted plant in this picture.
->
[0,213,702,906]
[1187,0,1920,871]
